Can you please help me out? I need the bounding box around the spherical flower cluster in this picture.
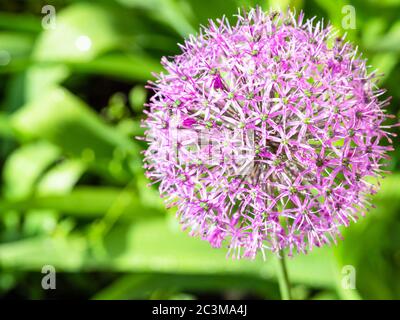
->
[142,8,395,259]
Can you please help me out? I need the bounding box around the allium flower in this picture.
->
[141,8,396,259]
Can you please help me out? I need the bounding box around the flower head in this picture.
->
[141,8,396,259]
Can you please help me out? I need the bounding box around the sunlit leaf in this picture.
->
[36,160,86,195]
[2,141,60,200]
[34,3,120,62]
[116,0,195,36]
[11,87,140,182]
[0,218,336,289]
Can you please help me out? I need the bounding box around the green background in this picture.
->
[0,0,399,299]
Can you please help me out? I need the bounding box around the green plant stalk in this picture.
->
[276,251,292,300]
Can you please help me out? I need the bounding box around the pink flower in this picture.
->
[141,8,396,259]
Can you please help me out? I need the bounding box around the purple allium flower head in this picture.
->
[141,8,396,259]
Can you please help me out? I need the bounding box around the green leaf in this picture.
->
[36,160,86,196]
[333,208,399,299]
[2,141,60,200]
[0,12,41,33]
[0,218,336,289]
[361,17,387,49]
[371,53,398,83]
[11,87,140,181]
[370,21,400,52]
[185,0,238,27]
[116,0,195,36]
[0,32,34,58]
[0,33,34,74]
[372,174,400,204]
[313,0,356,40]
[93,273,279,299]
[116,119,144,137]
[33,3,121,63]
[68,53,162,81]
[268,0,304,11]
[333,175,400,299]
[129,85,147,113]
[235,0,270,10]
[0,113,13,139]
[24,65,70,101]
[0,235,88,270]
[365,0,400,7]
[0,187,163,219]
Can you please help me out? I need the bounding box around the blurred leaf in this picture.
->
[24,65,70,101]
[93,272,279,299]
[21,160,86,237]
[373,174,400,204]
[2,72,27,113]
[0,186,163,219]
[333,175,400,299]
[0,12,41,33]
[312,0,357,40]
[365,0,400,7]
[0,235,87,270]
[0,218,336,289]
[0,270,18,294]
[0,113,13,138]
[313,0,349,23]
[184,0,239,26]
[361,17,387,49]
[21,211,59,237]
[371,53,398,83]
[132,33,178,52]
[370,21,400,52]
[2,141,60,200]
[11,87,140,181]
[36,160,86,196]
[68,53,162,81]
[33,3,120,63]
[268,0,303,11]
[0,32,34,58]
[117,0,195,36]
[129,85,147,113]
[235,0,269,10]
[312,291,339,300]
[24,55,160,103]
[116,119,144,137]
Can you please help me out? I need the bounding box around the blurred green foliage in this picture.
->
[0,0,400,300]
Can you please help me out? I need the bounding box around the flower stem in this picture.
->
[276,250,292,300]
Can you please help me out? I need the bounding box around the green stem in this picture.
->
[276,250,292,300]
